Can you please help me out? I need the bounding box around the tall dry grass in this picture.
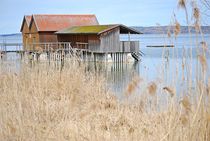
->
[0,53,209,141]
[0,0,210,141]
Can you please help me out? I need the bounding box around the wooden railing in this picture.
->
[26,42,72,52]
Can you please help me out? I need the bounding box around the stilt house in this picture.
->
[56,24,141,53]
[20,14,99,50]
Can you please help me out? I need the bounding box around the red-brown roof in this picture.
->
[30,14,99,32]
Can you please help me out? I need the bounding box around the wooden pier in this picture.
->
[0,43,23,53]
[0,42,142,63]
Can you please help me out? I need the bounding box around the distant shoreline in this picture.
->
[132,26,210,34]
[1,26,210,36]
[0,33,21,37]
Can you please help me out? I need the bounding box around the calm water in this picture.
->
[1,34,210,96]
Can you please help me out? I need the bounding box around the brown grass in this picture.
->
[163,86,176,97]
[147,82,157,96]
[0,1,209,140]
[174,20,181,37]
[198,54,207,72]
[178,0,187,9]
[0,57,209,140]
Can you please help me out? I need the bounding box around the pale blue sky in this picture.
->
[0,0,195,34]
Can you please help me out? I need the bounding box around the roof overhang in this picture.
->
[98,24,142,35]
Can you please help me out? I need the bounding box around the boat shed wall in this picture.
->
[99,27,120,52]
[57,29,121,52]
[27,20,40,50]
[21,16,32,50]
[39,32,58,43]
[57,34,100,49]
[22,21,30,50]
[56,25,141,53]
[120,41,139,52]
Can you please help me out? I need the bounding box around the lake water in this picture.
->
[1,34,210,96]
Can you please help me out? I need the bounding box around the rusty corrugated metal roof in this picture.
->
[31,14,99,32]
[56,24,142,35]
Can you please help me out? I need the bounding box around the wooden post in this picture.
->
[86,44,88,61]
[128,32,131,52]
[68,43,71,60]
[120,53,122,63]
[117,53,118,63]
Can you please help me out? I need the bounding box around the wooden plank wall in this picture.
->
[88,40,100,51]
[131,41,139,52]
[120,41,139,52]
[22,21,30,50]
[39,32,58,43]
[57,34,100,49]
[100,28,120,52]
[120,41,130,52]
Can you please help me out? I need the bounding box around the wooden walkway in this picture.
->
[0,43,23,53]
[0,42,142,62]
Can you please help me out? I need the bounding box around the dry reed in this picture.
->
[174,20,181,37]
[178,0,187,9]
[0,0,210,140]
[163,86,176,97]
[0,58,209,141]
[147,82,157,96]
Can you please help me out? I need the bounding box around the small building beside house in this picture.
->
[20,14,99,50]
[56,24,141,53]
[56,24,142,62]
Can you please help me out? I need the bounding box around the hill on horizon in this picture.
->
[1,26,210,36]
[132,26,210,34]
[0,33,21,37]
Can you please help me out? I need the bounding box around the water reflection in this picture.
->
[1,34,210,98]
[1,49,210,98]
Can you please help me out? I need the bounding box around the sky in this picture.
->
[0,0,202,34]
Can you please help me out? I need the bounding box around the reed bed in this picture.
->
[0,53,209,141]
[0,0,210,140]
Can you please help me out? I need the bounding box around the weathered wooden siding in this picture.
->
[120,41,139,52]
[57,34,99,49]
[30,21,39,44]
[56,27,140,53]
[39,32,58,43]
[22,21,30,50]
[100,27,120,52]
[58,34,87,43]
[21,20,39,50]
[130,41,139,52]
[22,21,30,33]
[87,35,100,51]
[88,40,100,51]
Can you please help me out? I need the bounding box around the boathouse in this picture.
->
[20,14,143,62]
[56,24,141,53]
[20,14,99,50]
[56,24,142,61]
